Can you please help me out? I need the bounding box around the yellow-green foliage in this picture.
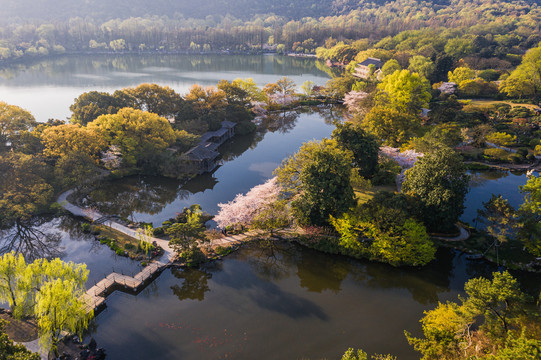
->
[486,132,516,146]
[484,148,512,161]
[0,253,91,355]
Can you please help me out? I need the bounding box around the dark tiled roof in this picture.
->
[185,143,220,161]
[358,57,383,68]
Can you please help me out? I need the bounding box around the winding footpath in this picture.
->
[57,190,261,314]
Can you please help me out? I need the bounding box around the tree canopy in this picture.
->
[402,148,469,232]
[88,107,176,167]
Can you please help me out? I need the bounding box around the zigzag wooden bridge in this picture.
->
[57,190,263,314]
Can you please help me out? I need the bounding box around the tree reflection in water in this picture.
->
[295,247,350,294]
[0,217,64,261]
[86,176,186,220]
[170,264,220,302]
[242,240,298,282]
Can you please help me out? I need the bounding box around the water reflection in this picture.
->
[87,176,185,221]
[0,217,64,261]
[296,248,350,294]
[170,264,218,302]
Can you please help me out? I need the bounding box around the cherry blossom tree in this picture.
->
[214,177,281,228]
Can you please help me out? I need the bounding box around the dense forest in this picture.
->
[0,0,540,64]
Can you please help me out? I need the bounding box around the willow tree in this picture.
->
[0,252,27,318]
[0,253,91,355]
[35,278,92,357]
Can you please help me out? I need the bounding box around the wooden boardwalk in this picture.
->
[58,190,263,314]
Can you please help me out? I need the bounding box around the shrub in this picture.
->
[81,223,91,233]
[484,148,511,161]
[486,132,516,146]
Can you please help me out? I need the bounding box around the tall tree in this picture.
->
[376,69,431,115]
[0,153,54,229]
[360,106,421,147]
[332,122,379,177]
[500,45,541,100]
[402,148,469,233]
[69,91,125,126]
[517,175,541,256]
[275,139,355,226]
[87,107,176,167]
[0,102,36,151]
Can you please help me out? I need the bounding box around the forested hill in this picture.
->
[0,0,503,22]
[2,0,340,22]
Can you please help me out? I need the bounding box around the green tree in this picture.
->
[361,106,421,147]
[87,107,176,167]
[376,69,431,114]
[406,302,474,360]
[275,139,355,226]
[0,102,36,151]
[517,175,541,256]
[332,122,379,178]
[447,66,475,84]
[232,78,266,102]
[117,83,184,118]
[165,205,208,259]
[477,194,516,253]
[276,76,296,94]
[0,252,27,318]
[0,153,54,229]
[251,199,290,237]
[69,91,125,125]
[407,271,538,360]
[402,148,469,232]
[41,124,107,162]
[464,271,528,336]
[408,55,435,80]
[380,59,401,77]
[301,80,315,97]
[444,37,475,59]
[500,45,541,100]
[0,319,40,360]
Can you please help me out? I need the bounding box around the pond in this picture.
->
[91,241,511,360]
[0,54,331,122]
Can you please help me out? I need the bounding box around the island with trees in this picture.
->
[0,0,541,358]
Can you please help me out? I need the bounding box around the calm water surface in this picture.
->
[0,54,331,122]
[92,242,505,360]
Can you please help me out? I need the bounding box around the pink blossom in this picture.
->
[214,177,281,228]
[343,91,368,113]
[380,146,423,169]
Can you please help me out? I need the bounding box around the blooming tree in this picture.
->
[380,146,423,169]
[343,90,368,114]
[214,177,281,228]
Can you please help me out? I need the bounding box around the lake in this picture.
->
[0,54,539,360]
[0,54,331,122]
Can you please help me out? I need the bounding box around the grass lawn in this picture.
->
[469,99,538,110]
[354,184,396,205]
[93,225,154,259]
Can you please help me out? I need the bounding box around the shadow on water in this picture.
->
[170,262,223,302]
[0,217,64,261]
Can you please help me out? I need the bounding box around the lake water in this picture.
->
[1,54,539,360]
[0,54,331,122]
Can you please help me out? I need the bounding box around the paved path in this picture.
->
[431,224,470,242]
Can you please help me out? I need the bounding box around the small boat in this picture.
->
[465,254,483,260]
